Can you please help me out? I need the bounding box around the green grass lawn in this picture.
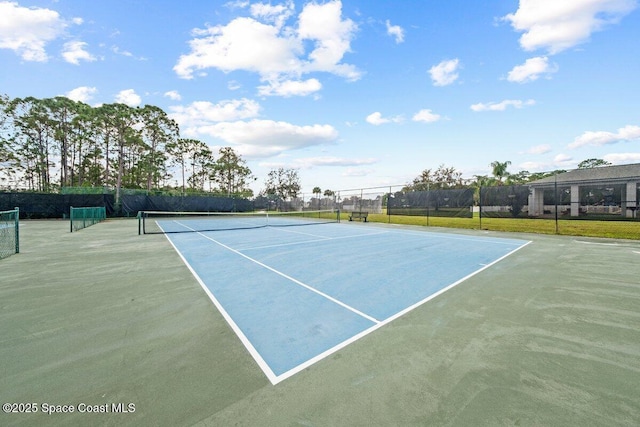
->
[356,212,640,240]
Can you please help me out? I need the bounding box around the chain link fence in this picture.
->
[0,208,19,260]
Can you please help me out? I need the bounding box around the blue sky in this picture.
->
[2,0,639,195]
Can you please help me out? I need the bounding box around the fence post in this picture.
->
[388,186,392,223]
[554,173,559,234]
[426,182,430,227]
[15,207,19,254]
[478,186,482,230]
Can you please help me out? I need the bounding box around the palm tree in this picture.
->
[323,189,335,210]
[312,186,322,209]
[490,160,511,185]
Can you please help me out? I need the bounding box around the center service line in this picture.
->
[176,222,381,325]
[241,230,390,252]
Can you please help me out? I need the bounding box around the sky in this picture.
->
[1,0,639,196]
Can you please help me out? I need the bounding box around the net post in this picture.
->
[14,207,19,254]
[70,206,74,233]
[337,209,340,223]
[137,211,142,235]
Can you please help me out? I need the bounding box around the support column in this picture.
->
[624,181,638,218]
[570,185,580,217]
[528,187,544,216]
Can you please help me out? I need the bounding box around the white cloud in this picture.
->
[226,0,250,9]
[194,119,339,158]
[250,0,294,29]
[366,112,387,125]
[163,90,181,101]
[291,156,377,168]
[111,45,147,60]
[257,78,322,97]
[554,153,574,165]
[519,161,549,171]
[503,0,637,54]
[603,152,640,163]
[429,59,460,86]
[62,40,96,65]
[412,109,442,123]
[173,0,360,95]
[112,46,132,57]
[520,157,579,170]
[366,112,403,125]
[362,109,427,126]
[168,98,337,158]
[342,167,372,177]
[115,89,141,107]
[385,20,405,43]
[297,1,359,79]
[169,99,261,127]
[526,144,552,155]
[470,99,535,112]
[174,17,300,79]
[65,86,97,103]
[228,80,242,90]
[507,56,558,83]
[568,125,640,148]
[0,1,67,61]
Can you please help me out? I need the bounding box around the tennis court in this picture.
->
[150,211,530,384]
[1,217,639,426]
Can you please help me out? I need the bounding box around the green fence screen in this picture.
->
[0,208,19,259]
[70,206,107,232]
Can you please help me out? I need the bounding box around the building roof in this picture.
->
[529,163,640,187]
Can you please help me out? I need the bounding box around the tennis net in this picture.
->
[70,206,107,232]
[0,208,19,260]
[138,210,340,234]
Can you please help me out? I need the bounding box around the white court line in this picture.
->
[575,240,640,252]
[275,225,388,239]
[164,219,532,385]
[240,231,390,252]
[158,222,279,384]
[389,228,524,246]
[574,240,622,246]
[272,239,534,384]
[271,226,338,239]
[175,221,380,325]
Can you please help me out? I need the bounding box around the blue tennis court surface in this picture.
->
[161,221,530,384]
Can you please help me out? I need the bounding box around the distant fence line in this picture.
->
[0,192,253,219]
[2,182,638,222]
[301,183,639,222]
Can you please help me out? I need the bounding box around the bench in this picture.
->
[348,211,368,222]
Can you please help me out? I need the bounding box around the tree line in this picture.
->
[403,159,611,192]
[0,94,257,203]
[2,93,611,207]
